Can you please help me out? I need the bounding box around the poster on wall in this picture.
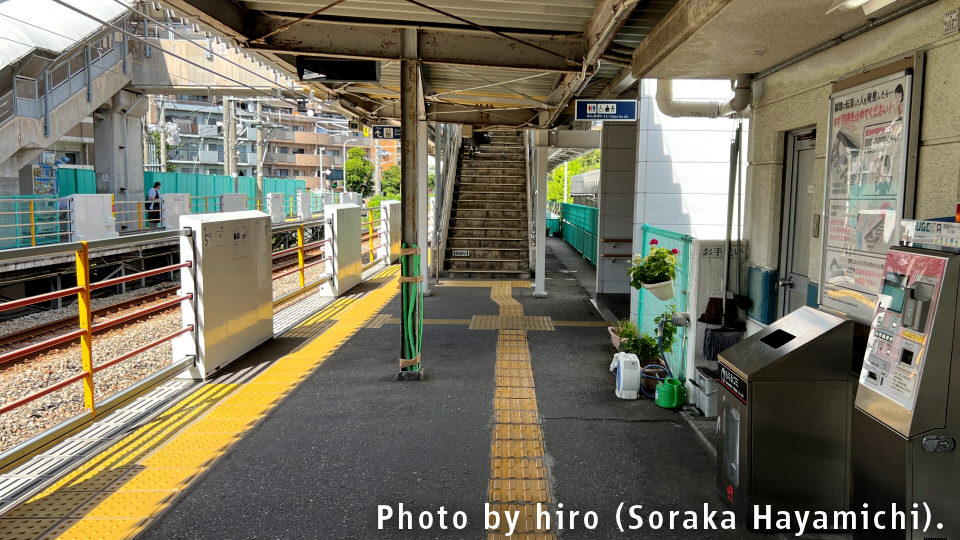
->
[820,70,912,324]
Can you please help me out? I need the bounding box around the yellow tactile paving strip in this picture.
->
[487,282,555,539]
[0,265,401,540]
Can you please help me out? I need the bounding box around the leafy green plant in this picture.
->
[611,319,638,340]
[628,239,679,288]
[618,309,678,363]
[381,165,401,195]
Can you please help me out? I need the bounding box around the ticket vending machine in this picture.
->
[852,246,960,539]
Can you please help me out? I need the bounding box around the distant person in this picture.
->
[147,182,161,229]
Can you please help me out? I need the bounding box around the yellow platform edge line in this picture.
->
[6,269,401,540]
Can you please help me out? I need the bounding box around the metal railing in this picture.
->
[434,124,464,277]
[0,198,73,249]
[114,200,163,232]
[360,207,386,270]
[190,196,222,213]
[636,224,693,381]
[271,222,331,305]
[1,29,127,128]
[0,230,195,440]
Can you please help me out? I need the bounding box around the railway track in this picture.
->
[0,286,182,361]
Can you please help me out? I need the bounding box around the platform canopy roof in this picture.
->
[160,0,678,128]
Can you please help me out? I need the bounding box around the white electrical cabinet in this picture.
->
[297,191,312,220]
[325,203,362,295]
[69,194,118,241]
[173,211,273,380]
[381,200,401,263]
[267,192,285,223]
[161,193,190,228]
[221,193,246,212]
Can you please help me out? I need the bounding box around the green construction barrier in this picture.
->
[56,168,96,197]
[559,203,598,265]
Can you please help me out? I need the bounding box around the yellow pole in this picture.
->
[205,198,209,213]
[138,202,143,231]
[75,242,95,416]
[369,222,373,256]
[297,224,305,289]
[29,200,36,247]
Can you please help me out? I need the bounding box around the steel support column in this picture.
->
[418,115,429,296]
[533,132,549,297]
[398,28,423,379]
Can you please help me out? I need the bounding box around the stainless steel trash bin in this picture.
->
[717,306,853,529]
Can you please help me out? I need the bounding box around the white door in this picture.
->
[778,130,817,317]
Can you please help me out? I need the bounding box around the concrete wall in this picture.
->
[629,80,748,321]
[744,0,960,328]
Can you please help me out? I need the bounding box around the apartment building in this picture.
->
[146,96,400,191]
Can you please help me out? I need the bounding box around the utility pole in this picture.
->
[226,98,238,191]
[223,97,232,179]
[563,161,568,203]
[159,98,167,172]
[255,100,264,199]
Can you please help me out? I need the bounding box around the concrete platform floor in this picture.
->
[131,240,782,540]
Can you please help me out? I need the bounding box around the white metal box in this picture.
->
[174,211,273,379]
[69,194,117,241]
[694,367,718,417]
[381,200,401,263]
[267,192,285,223]
[325,203,361,295]
[297,191,312,220]
[221,193,246,212]
[161,193,190,229]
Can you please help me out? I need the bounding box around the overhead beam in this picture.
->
[630,0,735,79]
[246,19,586,73]
[594,67,637,99]
[545,0,640,126]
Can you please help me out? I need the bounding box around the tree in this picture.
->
[381,164,401,195]
[344,147,374,196]
[148,130,180,172]
[546,150,601,203]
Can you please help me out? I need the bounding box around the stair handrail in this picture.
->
[435,124,462,279]
[525,130,535,268]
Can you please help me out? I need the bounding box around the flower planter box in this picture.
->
[608,326,623,350]
[642,279,675,301]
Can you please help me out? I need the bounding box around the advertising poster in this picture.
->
[820,71,912,324]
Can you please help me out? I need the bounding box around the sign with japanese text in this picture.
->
[574,100,637,121]
[820,71,912,324]
[372,125,401,140]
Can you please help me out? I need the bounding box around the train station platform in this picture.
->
[0,239,771,540]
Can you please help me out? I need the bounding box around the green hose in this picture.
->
[401,243,423,371]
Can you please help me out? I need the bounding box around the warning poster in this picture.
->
[820,72,912,324]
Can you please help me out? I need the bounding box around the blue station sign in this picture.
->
[372,125,402,140]
[574,99,637,121]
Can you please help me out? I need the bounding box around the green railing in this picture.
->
[637,224,693,381]
[558,202,598,265]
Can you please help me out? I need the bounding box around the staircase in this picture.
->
[442,130,531,279]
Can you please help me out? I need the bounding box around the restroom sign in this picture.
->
[575,99,637,121]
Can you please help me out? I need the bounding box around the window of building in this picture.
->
[278,146,289,154]
[277,169,289,177]
[293,148,305,154]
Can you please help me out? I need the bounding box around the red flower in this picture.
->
[649,239,659,245]
[671,248,679,254]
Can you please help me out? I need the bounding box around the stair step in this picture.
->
[447,247,527,251]
[447,236,528,241]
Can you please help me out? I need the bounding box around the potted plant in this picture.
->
[608,319,638,350]
[628,239,679,301]
[617,311,678,393]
